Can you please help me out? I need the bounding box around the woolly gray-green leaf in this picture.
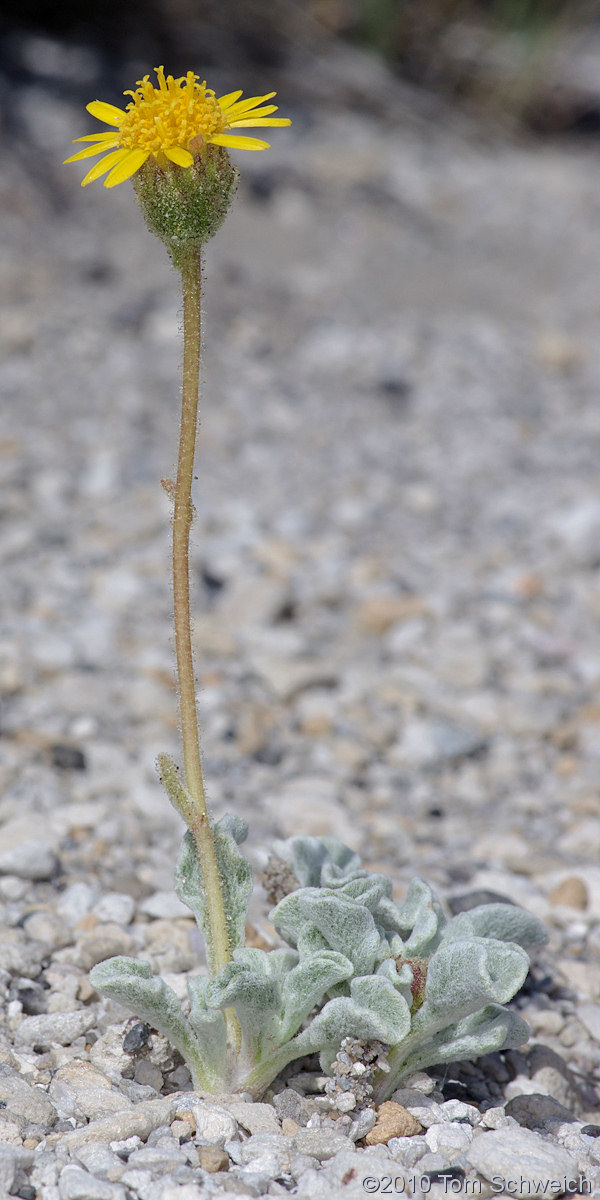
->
[281,951,354,1041]
[174,814,252,973]
[206,954,282,1057]
[306,974,411,1054]
[272,888,381,976]
[89,957,199,1071]
[336,875,393,911]
[275,835,361,888]
[186,974,227,1084]
[384,1004,530,1094]
[423,937,529,1021]
[384,876,446,954]
[442,904,547,951]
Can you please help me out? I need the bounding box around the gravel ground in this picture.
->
[1,33,600,1200]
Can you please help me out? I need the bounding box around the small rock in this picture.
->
[22,911,72,950]
[272,1088,309,1126]
[355,594,428,634]
[14,1010,95,1048]
[527,1044,582,1112]
[198,1145,229,1172]
[505,1093,577,1131]
[293,1127,353,1160]
[0,1064,58,1126]
[122,1023,151,1054]
[0,831,58,881]
[57,883,99,927]
[55,1099,176,1151]
[577,1003,600,1043]
[49,1061,131,1121]
[192,1100,238,1147]
[480,1106,513,1129]
[51,744,86,771]
[365,1101,423,1145]
[390,718,486,768]
[548,876,589,910]
[349,1107,377,1141]
[58,1164,113,1200]
[228,1101,281,1135]
[133,1060,163,1091]
[281,1117,299,1137]
[93,893,136,925]
[76,923,135,970]
[387,1135,429,1167]
[467,1126,578,1183]
[74,1143,126,1182]
[139,892,190,920]
[425,1121,473,1157]
[0,1146,33,1192]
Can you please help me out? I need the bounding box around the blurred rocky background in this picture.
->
[1,0,600,1165]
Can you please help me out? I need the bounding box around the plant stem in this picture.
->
[173,249,232,984]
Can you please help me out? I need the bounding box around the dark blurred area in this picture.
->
[1,0,600,132]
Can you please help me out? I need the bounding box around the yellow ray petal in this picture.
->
[224,93,276,118]
[228,104,278,120]
[104,148,150,188]
[229,117,291,128]
[81,148,131,187]
[209,133,270,151]
[72,132,123,143]
[217,90,243,110]
[86,100,127,126]
[64,139,120,163]
[164,146,194,167]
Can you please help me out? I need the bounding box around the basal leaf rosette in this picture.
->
[90,830,547,1099]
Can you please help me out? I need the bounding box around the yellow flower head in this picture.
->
[64,66,291,188]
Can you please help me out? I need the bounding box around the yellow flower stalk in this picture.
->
[64,65,290,188]
[65,70,289,1054]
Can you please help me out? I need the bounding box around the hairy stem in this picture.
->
[173,251,235,1026]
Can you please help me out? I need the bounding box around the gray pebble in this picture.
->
[293,1127,354,1160]
[467,1126,578,1182]
[57,1098,176,1149]
[349,1106,377,1141]
[57,884,99,927]
[74,1145,126,1182]
[387,1135,429,1167]
[505,1092,578,1132]
[0,1146,33,1193]
[0,1063,58,1125]
[577,1003,600,1044]
[58,1165,114,1200]
[92,893,136,926]
[0,841,58,881]
[15,1010,95,1047]
[227,1100,281,1135]
[272,1088,309,1126]
[192,1100,239,1147]
[425,1121,473,1157]
[133,1060,163,1092]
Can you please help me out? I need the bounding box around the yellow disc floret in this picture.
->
[64,66,291,189]
[119,68,227,156]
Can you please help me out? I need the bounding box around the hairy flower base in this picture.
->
[64,66,290,189]
[90,822,547,1101]
[132,147,238,264]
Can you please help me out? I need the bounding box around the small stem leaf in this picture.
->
[174,815,253,974]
